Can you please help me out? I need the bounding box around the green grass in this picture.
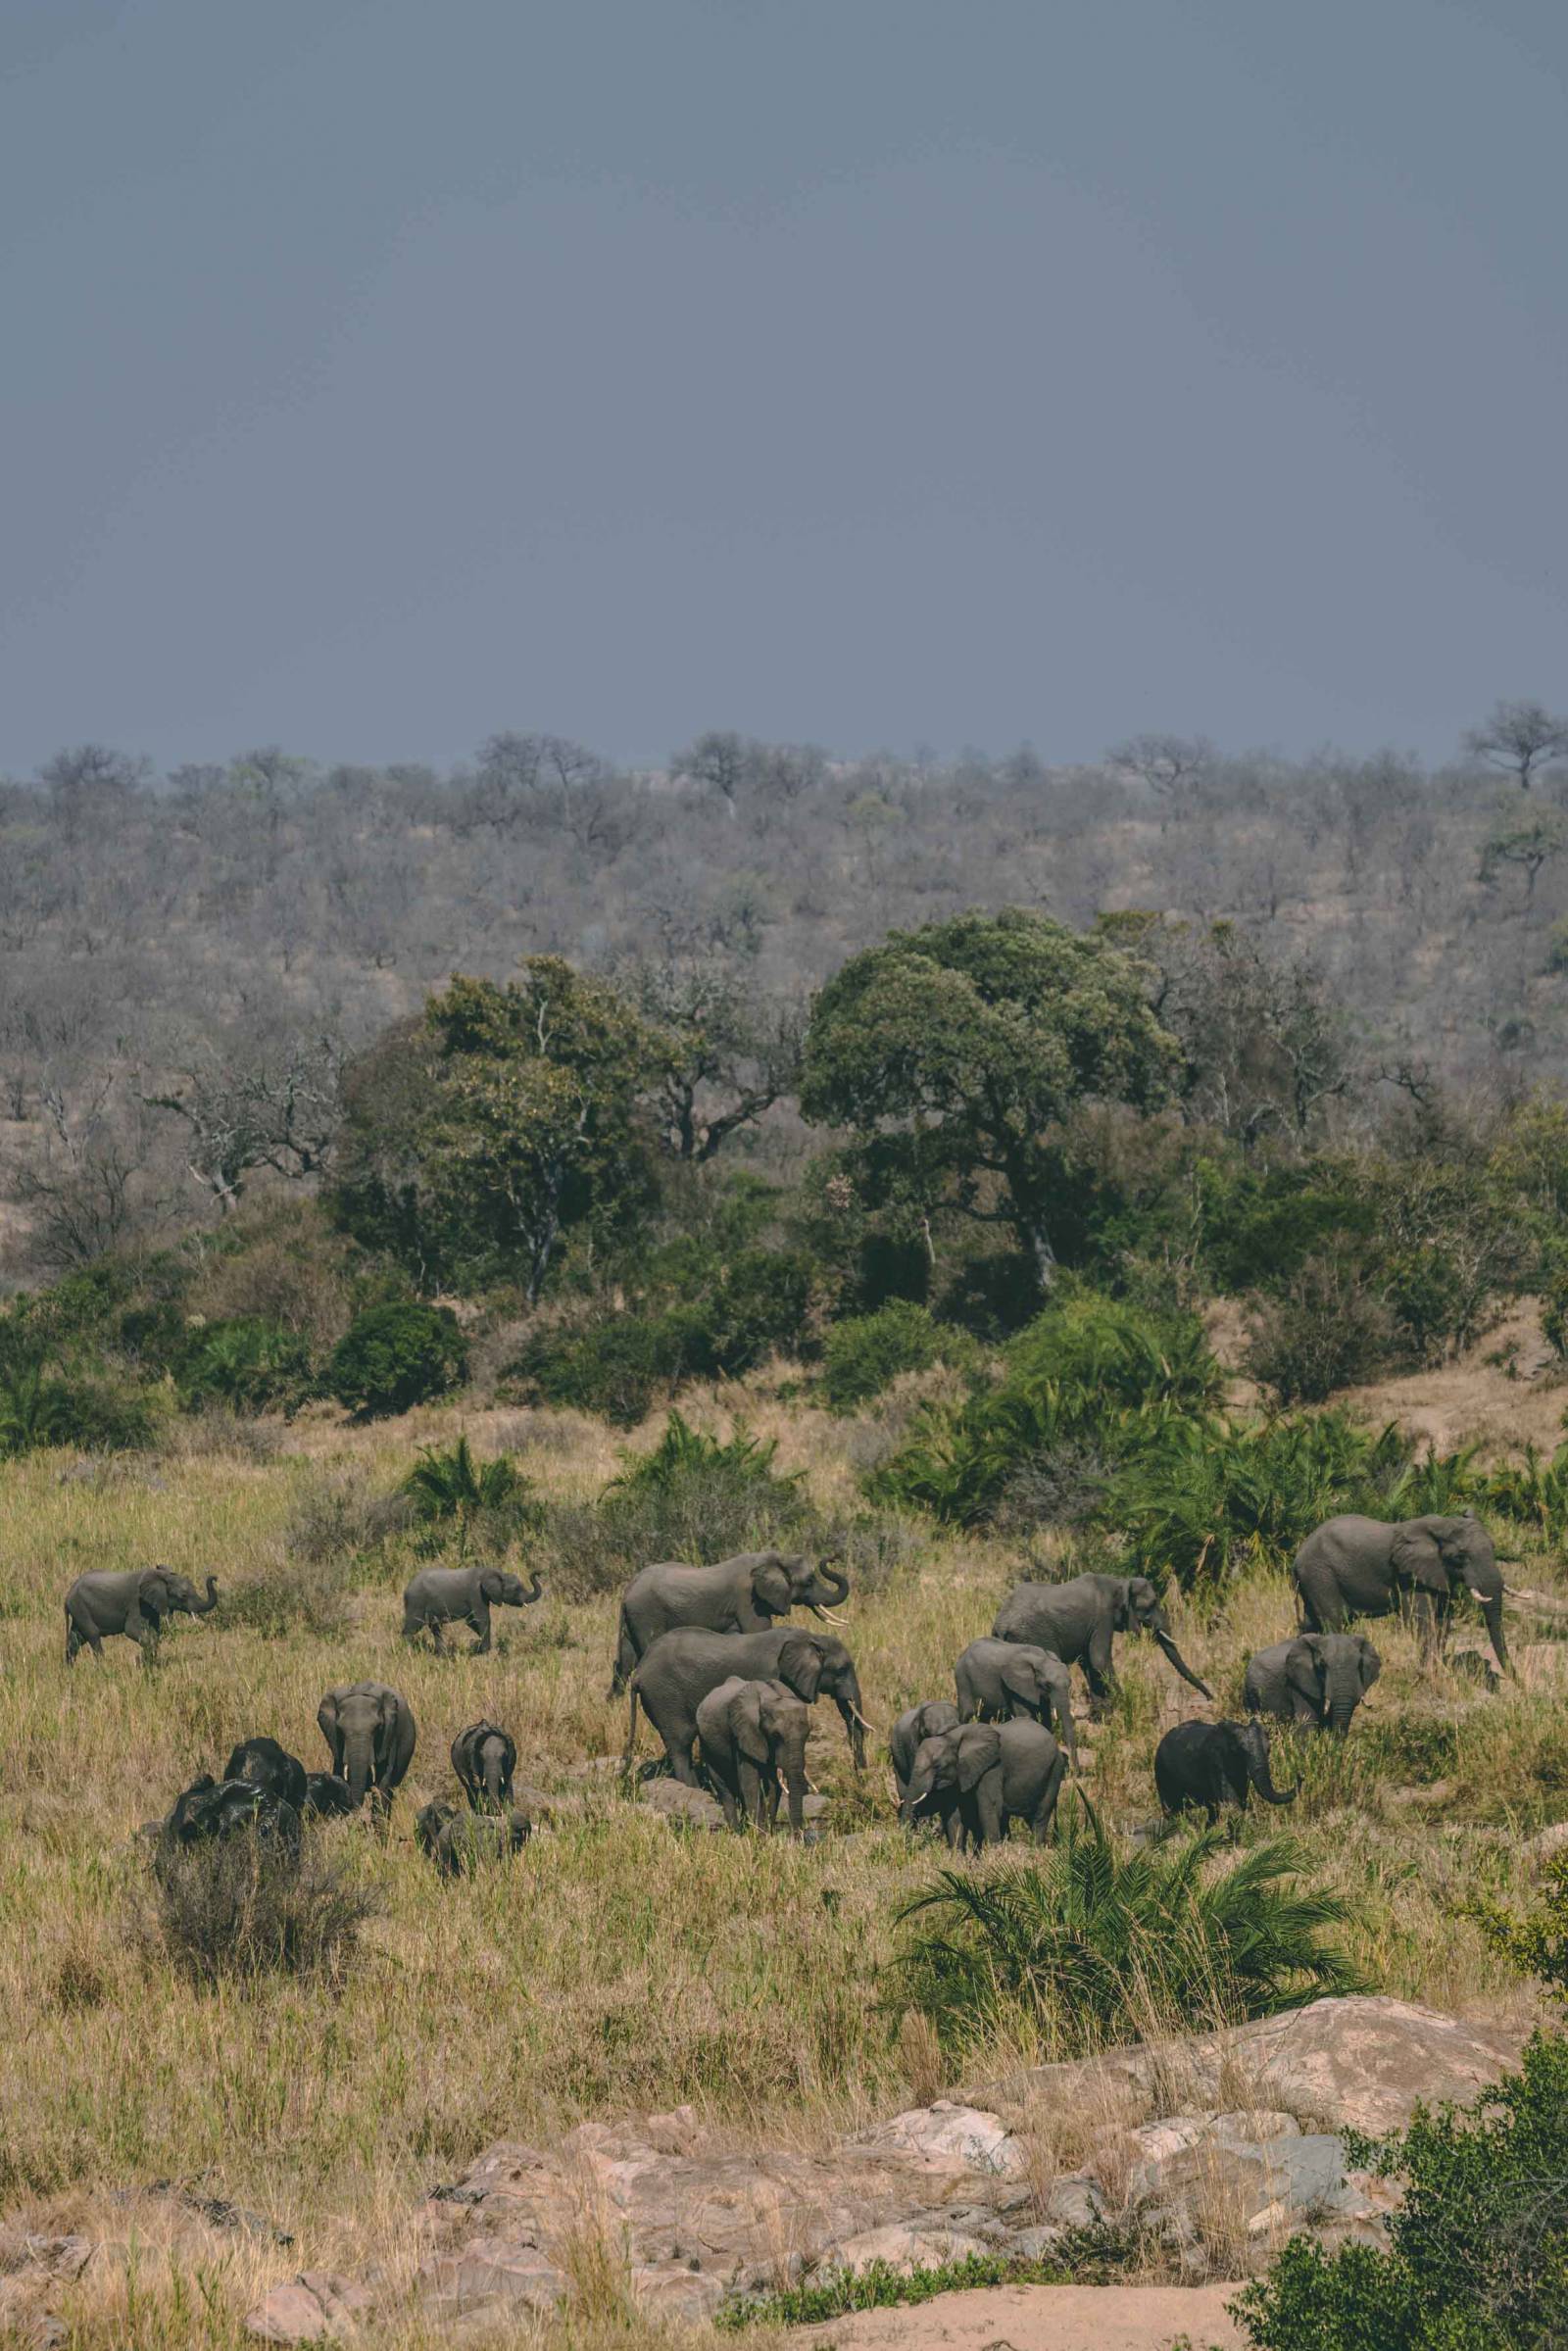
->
[715,2231,1142,2329]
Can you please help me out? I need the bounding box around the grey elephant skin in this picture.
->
[318,1683,417,1809]
[224,1736,308,1813]
[696,1675,811,1832]
[1293,1511,1508,1672]
[994,1572,1211,1712]
[303,1772,356,1820]
[161,1775,301,1858]
[611,1550,850,1693]
[1245,1634,1381,1733]
[452,1720,516,1811]
[401,1562,542,1654]
[625,1627,869,1784]
[416,1798,530,1877]
[906,1719,1066,1848]
[1154,1719,1297,1822]
[65,1566,219,1664]
[954,1637,1081,1771]
[890,1699,960,1822]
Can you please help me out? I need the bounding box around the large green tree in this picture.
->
[800,909,1179,1289]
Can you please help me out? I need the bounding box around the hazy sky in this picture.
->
[3,0,1565,775]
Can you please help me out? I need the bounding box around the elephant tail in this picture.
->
[609,1609,637,1699]
[620,1683,641,1778]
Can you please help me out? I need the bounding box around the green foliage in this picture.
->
[179,1317,315,1416]
[608,1408,793,1494]
[0,1360,163,1456]
[1234,2032,1568,2351]
[717,2235,1139,2330]
[820,1301,971,1412]
[1245,1253,1398,1403]
[401,1434,535,1558]
[541,1410,809,1598]
[1478,1442,1568,1545]
[894,1801,1362,2056]
[514,1309,694,1428]
[1468,1852,1568,2008]
[325,1301,466,1419]
[801,908,1180,1286]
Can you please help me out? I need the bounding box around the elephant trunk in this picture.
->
[1477,1591,1510,1676]
[523,1571,543,1604]
[781,1734,808,1835]
[1154,1628,1214,1700]
[193,1576,220,1614]
[1324,1668,1360,1735]
[343,1734,374,1808]
[817,1563,851,1607]
[1054,1693,1081,1775]
[1248,1740,1297,1806]
[836,1676,868,1771]
[483,1752,506,1808]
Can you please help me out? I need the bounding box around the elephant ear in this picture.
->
[1108,1580,1134,1632]
[1390,1524,1447,1592]
[1286,1639,1326,1705]
[478,1569,506,1602]
[1356,1638,1383,1690]
[371,1692,399,1771]
[729,1685,771,1765]
[138,1567,172,1606]
[956,1726,1001,1793]
[1000,1650,1045,1707]
[776,1632,822,1702]
[752,1558,794,1616]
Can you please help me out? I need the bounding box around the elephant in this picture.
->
[452,1719,517,1812]
[401,1562,543,1654]
[890,1699,960,1822]
[317,1683,416,1810]
[65,1566,219,1665]
[302,1772,356,1820]
[906,1719,1067,1848]
[1154,1719,1298,1823]
[160,1775,301,1858]
[953,1638,1081,1772]
[993,1573,1212,1714]
[224,1736,308,1813]
[695,1676,811,1833]
[1451,1648,1502,1692]
[624,1627,870,1785]
[1244,1634,1382,1734]
[611,1550,851,1694]
[1292,1511,1509,1673]
[417,1800,531,1877]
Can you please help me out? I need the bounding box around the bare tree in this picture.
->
[622,957,804,1158]
[144,1032,345,1212]
[10,1074,164,1271]
[672,730,752,817]
[1105,732,1217,814]
[1480,799,1568,913]
[1463,700,1568,791]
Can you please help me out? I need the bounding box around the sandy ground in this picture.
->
[807,2281,1247,2349]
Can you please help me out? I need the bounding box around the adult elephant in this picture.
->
[1293,1511,1508,1672]
[906,1720,1066,1848]
[695,1676,811,1833]
[401,1562,543,1655]
[993,1573,1211,1714]
[161,1776,301,1858]
[611,1551,850,1694]
[624,1627,870,1785]
[890,1699,960,1823]
[224,1736,308,1813]
[953,1638,1081,1773]
[452,1720,517,1812]
[318,1683,417,1810]
[1154,1720,1297,1823]
[65,1567,219,1665]
[1245,1633,1382,1734]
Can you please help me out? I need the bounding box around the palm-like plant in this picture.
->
[608,1408,792,1494]
[401,1436,528,1559]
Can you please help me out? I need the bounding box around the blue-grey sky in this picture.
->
[3,0,1565,775]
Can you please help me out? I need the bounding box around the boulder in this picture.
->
[853,2099,1029,2177]
[1121,2111,1392,2250]
[245,2272,378,2344]
[812,2223,993,2279]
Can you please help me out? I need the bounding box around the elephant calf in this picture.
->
[65,1566,219,1665]
[696,1676,811,1833]
[890,1699,960,1823]
[303,1772,356,1821]
[402,1562,542,1655]
[954,1639,1080,1772]
[416,1797,531,1877]
[1154,1720,1297,1823]
[1244,1634,1381,1734]
[225,1736,308,1813]
[906,1719,1067,1849]
[452,1720,517,1812]
[161,1775,301,1859]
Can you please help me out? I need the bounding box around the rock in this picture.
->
[513,1783,585,1824]
[244,2271,378,2343]
[813,2223,992,2278]
[1527,1819,1568,1865]
[1045,2172,1106,2229]
[641,1780,727,1830]
[627,2261,728,2320]
[1118,2111,1397,2257]
[854,2099,1029,2177]
[417,2240,566,2315]
[1007,2224,1067,2260]
[975,1995,1525,2138]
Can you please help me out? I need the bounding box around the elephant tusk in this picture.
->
[814,1606,849,1625]
[849,1705,879,1735]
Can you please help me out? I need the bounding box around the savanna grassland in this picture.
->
[2,1354,1565,2351]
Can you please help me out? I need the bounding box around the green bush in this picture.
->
[894,1800,1361,2057]
[1234,2032,1568,2351]
[326,1302,466,1418]
[514,1310,695,1427]
[820,1302,960,1412]
[179,1316,315,1416]
[0,1361,165,1456]
[1245,1254,1399,1403]
[541,1410,810,1598]
[401,1434,537,1559]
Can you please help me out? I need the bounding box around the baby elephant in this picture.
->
[401,1562,542,1655]
[65,1566,220,1665]
[954,1639,1080,1773]
[1154,1720,1298,1823]
[452,1720,517,1812]
[161,1775,301,1859]
[890,1699,960,1824]
[416,1797,531,1877]
[1244,1633,1381,1734]
[303,1772,356,1821]
[906,1719,1067,1849]
[696,1676,811,1833]
[224,1736,308,1814]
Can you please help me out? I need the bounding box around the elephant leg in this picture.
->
[712,1770,742,1831]
[1033,1750,1068,1841]
[975,1780,1005,1845]
[760,1769,782,1833]
[429,1619,445,1655]
[65,1619,82,1664]
[1083,1631,1116,1718]
[1405,1590,1446,1659]
[469,1608,492,1656]
[736,1759,764,1829]
[942,1805,964,1850]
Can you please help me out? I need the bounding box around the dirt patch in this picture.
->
[1337,1301,1565,1458]
[810,2279,1247,2349]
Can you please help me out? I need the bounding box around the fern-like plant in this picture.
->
[401,1436,530,1559]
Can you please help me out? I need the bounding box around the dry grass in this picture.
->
[0,1373,1563,2345]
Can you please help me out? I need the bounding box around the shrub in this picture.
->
[223,1554,354,1641]
[1479,1442,1568,1546]
[1469,1850,1568,2009]
[894,1801,1361,2058]
[282,1464,412,1567]
[401,1434,537,1558]
[540,1411,809,1599]
[1245,1254,1399,1403]
[513,1310,695,1427]
[326,1301,466,1417]
[1233,2031,1568,2350]
[820,1302,966,1412]
[0,1362,164,1456]
[149,1836,378,1985]
[179,1316,315,1416]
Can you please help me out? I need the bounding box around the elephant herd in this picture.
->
[67,1503,1515,1874]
